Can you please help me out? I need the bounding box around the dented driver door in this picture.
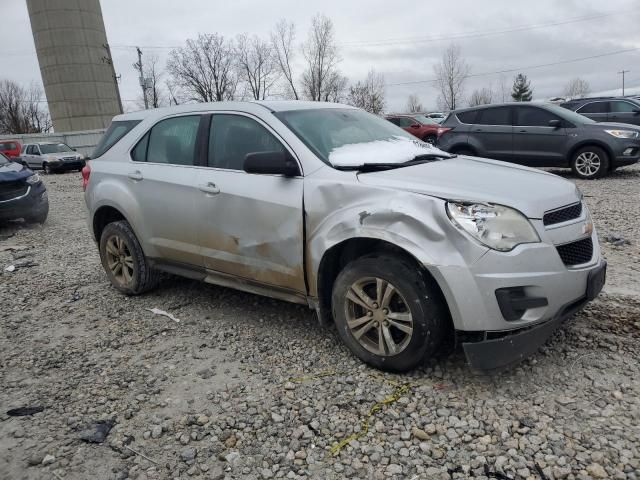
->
[195,113,306,294]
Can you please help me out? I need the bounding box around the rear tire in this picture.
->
[331,254,449,372]
[571,146,609,179]
[99,220,159,295]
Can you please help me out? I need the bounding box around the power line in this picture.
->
[385,47,640,87]
[340,9,640,47]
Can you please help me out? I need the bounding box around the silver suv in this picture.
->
[84,101,606,371]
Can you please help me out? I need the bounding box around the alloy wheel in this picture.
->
[104,234,135,287]
[344,277,413,356]
[575,151,601,177]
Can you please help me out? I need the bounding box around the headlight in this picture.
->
[446,202,540,251]
[605,129,639,139]
[26,173,41,185]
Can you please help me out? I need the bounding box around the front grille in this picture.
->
[0,181,28,202]
[543,202,582,226]
[556,237,593,266]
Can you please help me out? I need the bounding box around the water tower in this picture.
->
[26,0,123,132]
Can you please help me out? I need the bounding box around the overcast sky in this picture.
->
[2,0,640,112]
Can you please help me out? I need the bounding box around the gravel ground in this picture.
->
[1,166,639,480]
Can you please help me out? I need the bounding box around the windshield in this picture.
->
[40,143,74,154]
[545,103,595,125]
[0,142,16,151]
[276,108,445,167]
[413,114,438,125]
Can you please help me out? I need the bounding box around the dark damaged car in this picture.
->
[0,153,49,224]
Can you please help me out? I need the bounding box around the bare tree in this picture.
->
[563,77,591,99]
[271,19,299,100]
[136,54,166,109]
[167,33,237,102]
[235,34,279,101]
[323,72,348,103]
[301,14,342,101]
[433,43,470,110]
[406,94,423,113]
[468,87,493,106]
[346,70,385,113]
[0,80,51,134]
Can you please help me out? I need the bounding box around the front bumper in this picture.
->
[462,261,606,370]
[0,182,49,221]
[612,142,640,167]
[48,158,85,171]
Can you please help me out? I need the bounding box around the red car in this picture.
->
[0,140,22,159]
[385,114,450,145]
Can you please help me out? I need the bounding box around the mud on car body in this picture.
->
[83,101,605,371]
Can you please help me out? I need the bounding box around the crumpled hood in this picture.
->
[357,156,580,219]
[0,161,32,182]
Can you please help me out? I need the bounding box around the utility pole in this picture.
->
[618,70,630,96]
[134,47,148,109]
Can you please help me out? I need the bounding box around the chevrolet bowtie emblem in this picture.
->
[583,222,593,235]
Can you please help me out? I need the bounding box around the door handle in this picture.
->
[199,182,220,195]
[127,170,143,181]
[473,128,483,132]
[518,129,527,133]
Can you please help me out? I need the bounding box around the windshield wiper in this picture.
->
[334,153,456,172]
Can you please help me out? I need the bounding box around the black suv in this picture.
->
[561,97,640,126]
[437,103,640,179]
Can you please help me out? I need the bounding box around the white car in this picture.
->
[21,142,85,174]
[83,101,606,371]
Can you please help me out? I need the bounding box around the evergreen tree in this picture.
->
[511,73,533,102]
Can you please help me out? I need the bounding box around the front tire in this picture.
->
[571,146,609,179]
[332,254,449,372]
[43,163,53,174]
[99,220,159,295]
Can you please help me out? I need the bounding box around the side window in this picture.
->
[143,115,200,165]
[577,101,607,114]
[456,110,478,124]
[131,133,149,162]
[208,114,287,170]
[477,107,512,126]
[514,107,560,126]
[387,117,400,126]
[24,145,31,154]
[398,117,414,127]
[610,101,637,113]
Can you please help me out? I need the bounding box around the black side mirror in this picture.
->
[548,119,561,128]
[243,151,300,177]
[633,109,640,115]
[72,148,77,151]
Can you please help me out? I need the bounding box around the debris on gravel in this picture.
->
[1,168,640,479]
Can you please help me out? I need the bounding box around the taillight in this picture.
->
[82,163,91,191]
[437,127,452,138]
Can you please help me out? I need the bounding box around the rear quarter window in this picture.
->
[456,110,478,124]
[93,120,141,158]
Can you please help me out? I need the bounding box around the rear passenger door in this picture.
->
[128,114,203,267]
[470,106,513,160]
[194,113,306,294]
[512,106,568,166]
[576,101,608,122]
[608,100,640,125]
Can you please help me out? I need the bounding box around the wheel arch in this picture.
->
[315,237,452,328]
